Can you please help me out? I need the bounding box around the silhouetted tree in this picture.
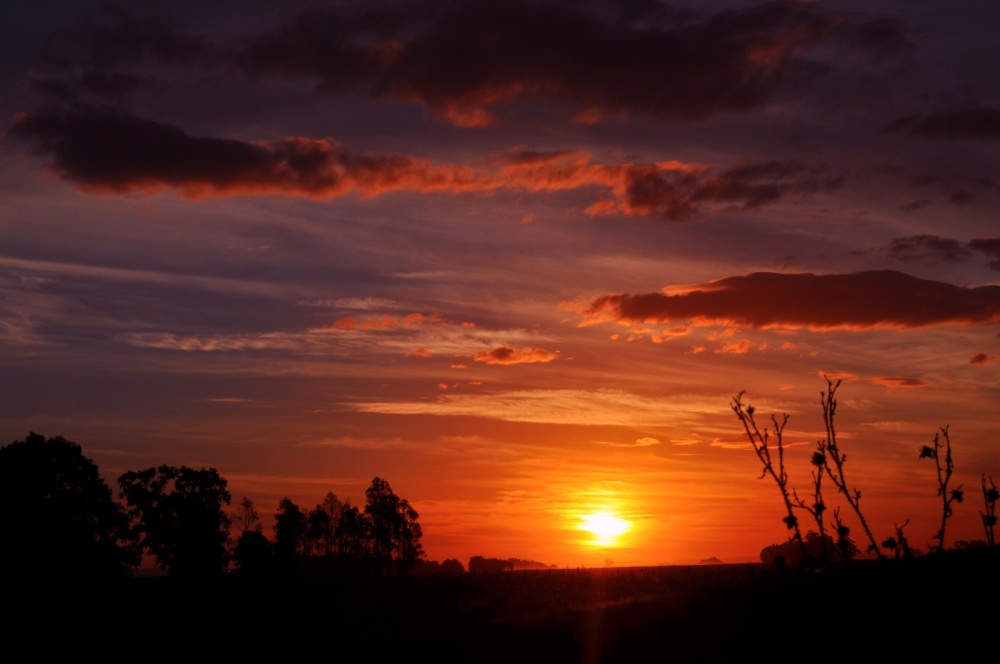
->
[336,503,369,570]
[0,432,136,581]
[233,496,261,536]
[273,497,307,576]
[468,556,514,574]
[118,465,231,578]
[760,531,859,567]
[440,558,465,574]
[364,477,424,575]
[231,497,272,577]
[306,492,343,557]
[233,529,273,578]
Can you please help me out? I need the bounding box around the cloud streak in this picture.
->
[572,271,1000,330]
[473,346,559,365]
[7,113,840,219]
[883,108,1000,140]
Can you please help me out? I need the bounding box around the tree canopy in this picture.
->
[118,465,231,578]
[0,432,136,581]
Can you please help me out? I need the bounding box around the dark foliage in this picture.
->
[118,465,231,578]
[0,432,136,581]
[760,530,860,567]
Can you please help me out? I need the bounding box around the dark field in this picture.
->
[7,549,997,662]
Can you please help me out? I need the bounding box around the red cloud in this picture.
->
[7,113,838,220]
[870,377,928,388]
[574,271,1000,330]
[474,346,559,365]
[405,348,430,358]
[327,313,445,330]
[971,352,995,365]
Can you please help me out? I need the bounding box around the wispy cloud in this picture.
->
[882,107,1000,140]
[352,389,726,427]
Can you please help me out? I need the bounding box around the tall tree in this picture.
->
[118,465,231,578]
[364,477,424,575]
[0,432,136,580]
[273,497,307,575]
[231,497,272,577]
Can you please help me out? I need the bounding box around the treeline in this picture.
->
[0,432,426,581]
[467,556,558,573]
[232,479,424,580]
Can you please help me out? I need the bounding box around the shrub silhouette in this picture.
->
[731,378,970,564]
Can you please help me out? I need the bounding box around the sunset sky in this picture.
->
[2,0,998,567]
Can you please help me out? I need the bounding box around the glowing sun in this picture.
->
[580,512,631,545]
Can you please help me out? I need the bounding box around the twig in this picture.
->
[731,392,809,563]
[920,426,963,553]
[817,377,884,560]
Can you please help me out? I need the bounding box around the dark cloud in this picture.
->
[970,237,1000,271]
[970,352,995,365]
[38,3,212,70]
[882,108,1000,140]
[575,271,1000,330]
[885,235,1000,271]
[899,199,933,212]
[22,1,908,125]
[5,111,477,198]
[234,0,895,125]
[886,235,973,265]
[949,190,974,206]
[6,111,839,217]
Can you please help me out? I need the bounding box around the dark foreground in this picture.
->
[6,549,997,662]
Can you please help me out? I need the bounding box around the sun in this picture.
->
[580,512,631,546]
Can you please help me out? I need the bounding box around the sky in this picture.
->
[1,0,998,567]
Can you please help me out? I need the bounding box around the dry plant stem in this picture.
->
[819,378,884,560]
[792,466,830,562]
[929,426,962,552]
[832,508,853,561]
[981,474,998,547]
[731,392,808,562]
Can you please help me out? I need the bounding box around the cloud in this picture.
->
[352,389,725,426]
[571,271,1000,330]
[474,346,558,365]
[886,235,973,265]
[327,313,444,330]
[594,436,663,448]
[405,348,431,358]
[970,237,1000,270]
[885,235,1000,271]
[6,112,482,199]
[715,339,751,354]
[235,0,899,125]
[971,352,995,365]
[882,108,1000,140]
[7,113,837,218]
[870,376,928,388]
[35,2,905,127]
[899,199,933,212]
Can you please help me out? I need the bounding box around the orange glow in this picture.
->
[579,512,632,547]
